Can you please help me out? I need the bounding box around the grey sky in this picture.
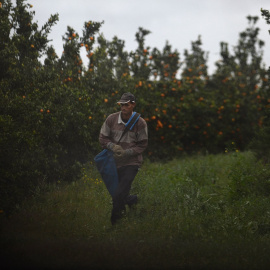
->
[26,0,270,74]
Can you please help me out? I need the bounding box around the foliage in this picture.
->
[0,0,270,214]
[248,9,270,162]
[249,108,270,163]
[209,16,269,151]
[261,8,270,26]
[0,0,60,214]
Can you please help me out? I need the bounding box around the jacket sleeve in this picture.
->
[129,119,148,155]
[99,118,113,149]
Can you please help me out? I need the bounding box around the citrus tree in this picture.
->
[210,16,269,150]
[249,9,270,162]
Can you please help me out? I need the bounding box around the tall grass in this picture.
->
[1,152,270,270]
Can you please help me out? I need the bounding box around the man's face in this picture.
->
[120,102,135,120]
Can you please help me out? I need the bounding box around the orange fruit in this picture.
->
[157,120,163,128]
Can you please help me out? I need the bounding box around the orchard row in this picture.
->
[0,0,269,213]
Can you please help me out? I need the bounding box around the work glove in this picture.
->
[113,145,124,159]
[107,143,124,158]
[114,149,134,159]
[107,143,133,159]
[107,143,119,151]
[107,143,123,153]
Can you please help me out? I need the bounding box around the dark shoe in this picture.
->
[111,215,118,225]
[111,212,121,225]
[126,194,138,208]
[111,207,126,225]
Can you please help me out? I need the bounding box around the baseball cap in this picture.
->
[117,92,136,104]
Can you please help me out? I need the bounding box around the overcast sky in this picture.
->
[25,0,270,74]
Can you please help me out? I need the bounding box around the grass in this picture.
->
[1,151,270,270]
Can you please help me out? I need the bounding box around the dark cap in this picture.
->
[117,92,136,104]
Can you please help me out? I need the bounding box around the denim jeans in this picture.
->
[111,165,139,224]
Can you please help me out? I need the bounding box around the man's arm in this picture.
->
[99,120,113,149]
[125,119,148,156]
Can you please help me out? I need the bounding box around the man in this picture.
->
[99,92,148,225]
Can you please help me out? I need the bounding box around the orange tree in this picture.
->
[178,36,212,153]
[0,0,59,213]
[0,1,108,214]
[261,8,270,76]
[210,16,269,151]
[80,24,131,130]
[133,36,211,157]
[249,9,270,162]
[128,28,182,158]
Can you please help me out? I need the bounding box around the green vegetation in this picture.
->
[1,0,270,214]
[1,151,270,269]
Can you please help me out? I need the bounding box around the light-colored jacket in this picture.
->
[99,112,148,168]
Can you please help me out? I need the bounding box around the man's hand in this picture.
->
[114,149,134,159]
[107,143,133,159]
[112,145,124,158]
[107,143,124,157]
[107,143,121,152]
